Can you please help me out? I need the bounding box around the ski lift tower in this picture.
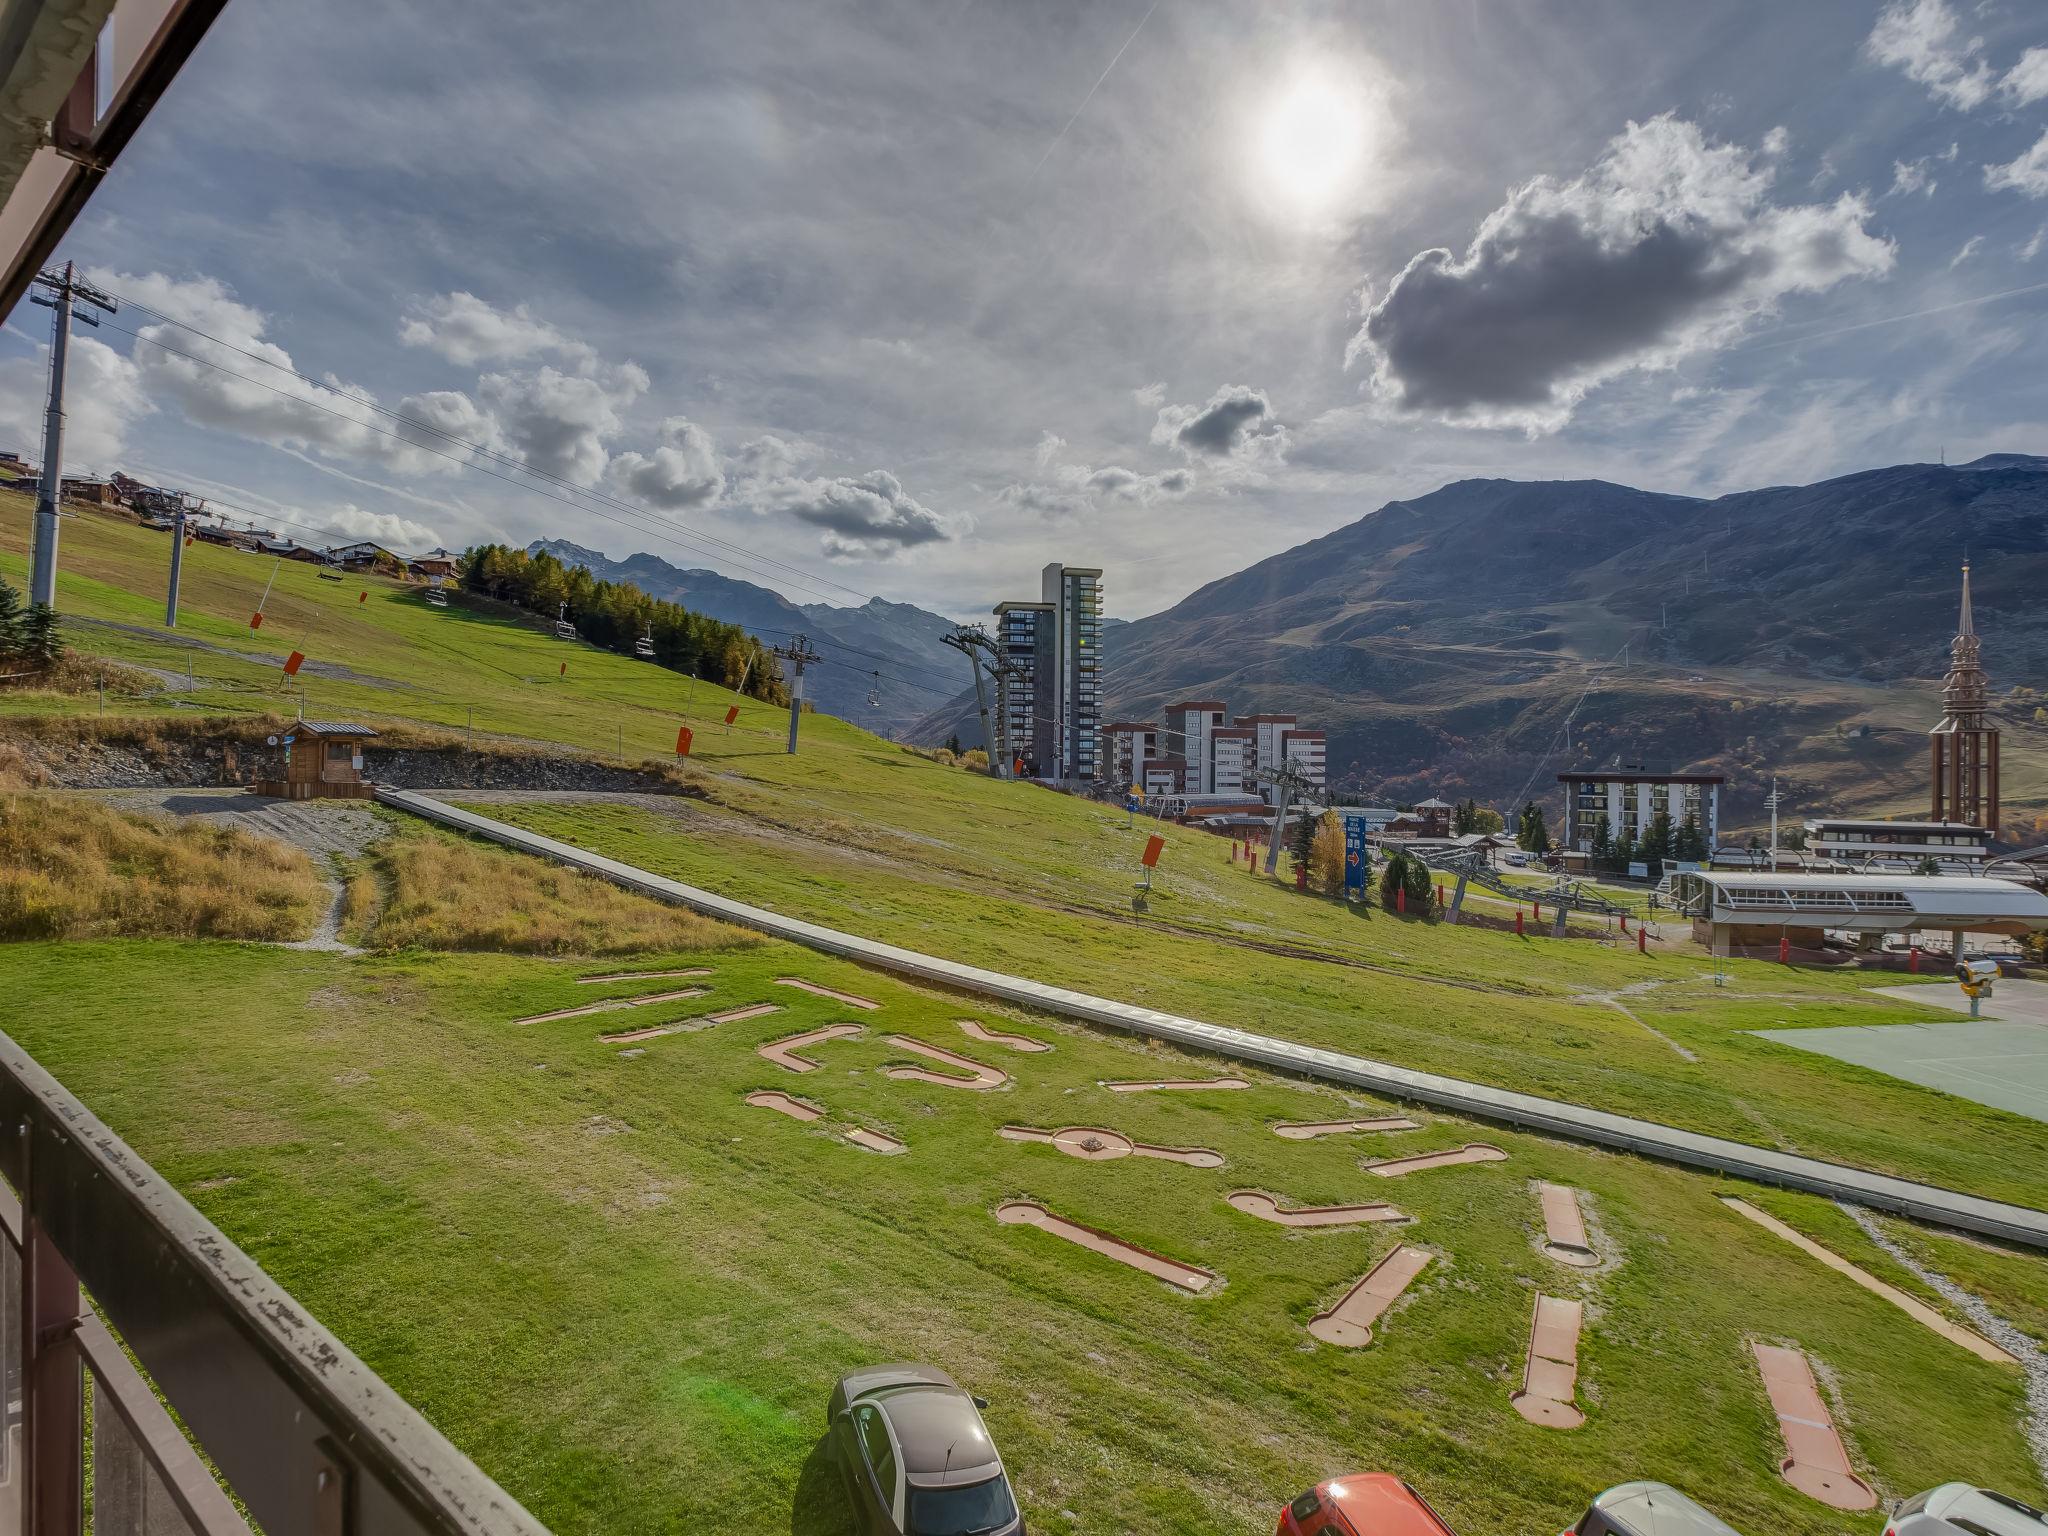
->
[1256,758,1324,876]
[940,626,1002,773]
[770,634,821,754]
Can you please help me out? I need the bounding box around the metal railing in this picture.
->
[0,1029,552,1536]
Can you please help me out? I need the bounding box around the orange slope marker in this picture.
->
[1365,1143,1508,1178]
[882,1036,1008,1090]
[999,1126,1222,1168]
[1100,1077,1249,1094]
[1308,1244,1431,1346]
[744,1091,822,1122]
[994,1200,1216,1293]
[757,1024,863,1073]
[514,987,709,1025]
[1226,1191,1406,1228]
[1749,1343,1877,1511]
[774,977,880,1010]
[1272,1117,1419,1139]
[1721,1199,2015,1365]
[1510,1294,1586,1428]
[960,1020,1051,1053]
[1538,1183,1601,1269]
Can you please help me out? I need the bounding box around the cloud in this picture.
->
[319,503,442,550]
[606,416,722,508]
[1865,0,1996,110]
[477,360,647,486]
[750,469,953,558]
[1131,381,1166,409]
[0,335,150,470]
[1083,464,1193,502]
[995,458,1194,519]
[399,291,593,368]
[2007,47,2048,106]
[93,270,480,476]
[1033,430,1066,470]
[1948,233,1985,270]
[1985,130,2048,199]
[2021,225,2046,262]
[1887,143,1956,199]
[1150,383,1289,463]
[733,433,799,483]
[1345,117,1894,434]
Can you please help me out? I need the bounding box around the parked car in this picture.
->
[828,1363,1023,1535]
[1562,1482,1744,1535]
[1887,1484,2048,1536]
[1276,1472,1458,1535]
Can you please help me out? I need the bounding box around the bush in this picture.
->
[1307,810,1346,895]
[1379,849,1408,910]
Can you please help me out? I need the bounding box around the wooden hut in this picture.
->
[252,720,378,800]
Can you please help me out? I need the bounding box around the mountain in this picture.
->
[528,540,960,732]
[911,456,2048,835]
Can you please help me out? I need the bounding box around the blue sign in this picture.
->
[1342,812,1369,894]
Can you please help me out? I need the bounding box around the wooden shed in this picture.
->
[253,720,378,800]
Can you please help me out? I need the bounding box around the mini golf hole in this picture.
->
[994,1200,1217,1294]
[1749,1342,1876,1511]
[844,1126,906,1155]
[882,1036,1008,1090]
[1272,1117,1419,1139]
[960,1021,1051,1053]
[1365,1143,1508,1178]
[1099,1077,1249,1094]
[999,1126,1223,1168]
[1510,1293,1586,1429]
[1537,1182,1601,1269]
[576,968,713,985]
[745,1091,823,1122]
[707,1003,782,1025]
[1226,1190,1406,1228]
[1307,1244,1431,1347]
[758,1024,864,1073]
[775,978,880,1010]
[514,987,709,1025]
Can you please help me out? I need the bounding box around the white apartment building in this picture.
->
[1163,701,1228,793]
[1280,729,1326,798]
[1558,771,1723,852]
[1211,727,1254,795]
[1041,562,1102,782]
[1103,721,1159,789]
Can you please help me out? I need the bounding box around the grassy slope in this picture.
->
[1,936,2038,1535]
[9,497,2048,1209]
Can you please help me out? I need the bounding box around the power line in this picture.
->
[97,286,877,605]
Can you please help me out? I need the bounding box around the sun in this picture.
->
[1251,65,1373,220]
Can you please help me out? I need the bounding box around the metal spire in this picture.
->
[1957,559,1973,639]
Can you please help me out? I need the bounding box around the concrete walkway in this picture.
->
[378,788,2048,1250]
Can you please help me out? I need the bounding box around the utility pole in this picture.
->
[165,506,187,627]
[1256,759,1322,876]
[770,635,820,754]
[27,264,115,608]
[1766,775,1781,857]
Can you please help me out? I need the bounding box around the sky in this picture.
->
[6,0,2048,620]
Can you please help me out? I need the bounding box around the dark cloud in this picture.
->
[1347,117,1893,433]
[1152,384,1285,459]
[766,470,953,559]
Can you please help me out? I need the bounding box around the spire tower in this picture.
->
[1930,562,1999,829]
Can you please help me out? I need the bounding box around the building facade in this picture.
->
[1930,562,1999,831]
[1103,721,1159,789]
[1278,729,1326,801]
[1040,563,1102,782]
[994,600,1056,777]
[1559,770,1723,853]
[1802,818,1992,870]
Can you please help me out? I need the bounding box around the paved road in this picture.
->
[1876,978,2048,1026]
[379,788,2048,1249]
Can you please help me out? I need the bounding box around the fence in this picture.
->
[0,1028,550,1536]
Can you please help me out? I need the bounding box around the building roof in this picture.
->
[1235,713,1297,724]
[1165,699,1227,712]
[1103,720,1157,732]
[296,721,379,738]
[1210,726,1254,738]
[1281,729,1325,740]
[1413,796,1453,808]
[1688,871,2048,924]
[1804,818,1991,835]
[1559,771,1725,785]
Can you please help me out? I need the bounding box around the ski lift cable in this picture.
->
[1503,629,1645,820]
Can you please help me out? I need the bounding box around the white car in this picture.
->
[1887,1484,2048,1536]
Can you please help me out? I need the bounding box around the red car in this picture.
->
[1278,1473,1459,1536]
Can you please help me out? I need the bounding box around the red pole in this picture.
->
[1619,913,1628,933]
[1909,945,1920,974]
[1779,936,1791,964]
[1397,886,1406,914]
[1533,899,1541,922]
[1437,883,1445,907]
[1295,865,1308,891]
[1637,926,1647,953]
[1515,909,1524,936]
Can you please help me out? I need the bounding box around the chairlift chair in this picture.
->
[866,671,882,709]
[553,601,576,641]
[425,588,448,608]
[634,623,655,659]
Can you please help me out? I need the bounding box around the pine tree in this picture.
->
[1523,804,1550,855]
[0,576,24,659]
[1290,809,1317,871]
[1402,851,1435,915]
[1590,816,1613,869]
[19,604,61,669]
[1638,809,1674,872]
[944,733,963,755]
[1674,810,1706,862]
[1379,849,1408,910]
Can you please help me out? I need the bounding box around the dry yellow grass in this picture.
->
[0,793,325,941]
[363,828,753,955]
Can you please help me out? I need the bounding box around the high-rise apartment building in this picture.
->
[992,565,1103,782]
[1163,701,1227,792]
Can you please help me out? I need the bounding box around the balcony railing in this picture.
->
[0,1029,550,1536]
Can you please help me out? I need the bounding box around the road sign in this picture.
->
[1342,812,1369,894]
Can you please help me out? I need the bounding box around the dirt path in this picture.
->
[93,788,380,952]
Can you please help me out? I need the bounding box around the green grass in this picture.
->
[0,935,2037,1535]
